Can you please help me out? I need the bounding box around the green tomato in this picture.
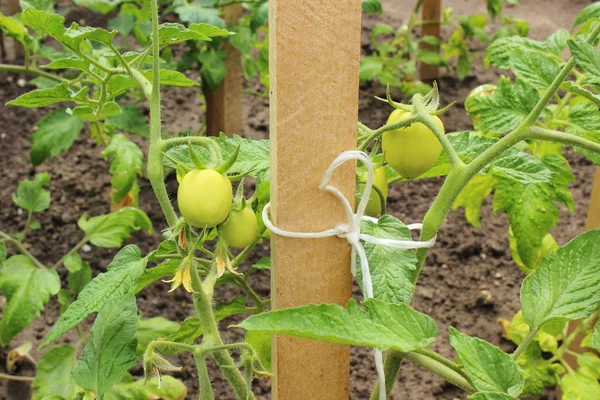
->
[382,109,444,179]
[178,169,232,228]
[357,167,388,217]
[220,207,258,248]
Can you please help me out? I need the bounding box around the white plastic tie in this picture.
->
[262,150,437,400]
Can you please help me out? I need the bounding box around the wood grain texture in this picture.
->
[420,0,441,81]
[269,1,362,398]
[204,4,243,137]
[585,167,600,230]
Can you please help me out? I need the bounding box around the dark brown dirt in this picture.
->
[0,0,596,399]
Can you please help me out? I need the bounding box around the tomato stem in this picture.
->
[529,126,600,155]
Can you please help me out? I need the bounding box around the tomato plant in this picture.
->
[1,1,600,400]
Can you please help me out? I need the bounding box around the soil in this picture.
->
[0,0,596,399]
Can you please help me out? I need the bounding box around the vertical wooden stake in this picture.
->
[1,0,23,62]
[204,4,243,137]
[419,0,441,81]
[269,1,361,399]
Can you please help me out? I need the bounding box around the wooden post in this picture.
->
[419,0,441,81]
[269,0,361,399]
[204,4,243,136]
[1,0,23,62]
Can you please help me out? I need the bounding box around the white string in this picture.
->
[262,150,437,400]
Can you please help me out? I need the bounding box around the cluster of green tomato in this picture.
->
[359,109,444,217]
[178,168,258,249]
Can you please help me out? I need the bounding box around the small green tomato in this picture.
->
[357,167,388,217]
[220,207,258,248]
[178,169,232,228]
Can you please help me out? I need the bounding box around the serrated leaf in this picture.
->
[449,327,524,396]
[453,173,497,228]
[66,255,92,295]
[487,36,563,70]
[569,39,600,81]
[189,23,230,38]
[245,331,271,371]
[560,81,600,107]
[559,368,600,400]
[521,229,600,329]
[157,22,211,46]
[71,102,120,122]
[198,49,227,91]
[360,56,384,81]
[102,135,143,204]
[237,298,437,352]
[64,23,117,46]
[253,257,270,270]
[136,258,180,292]
[13,172,51,213]
[173,0,224,27]
[362,0,382,14]
[358,215,417,304]
[32,345,77,400]
[21,8,66,43]
[0,13,29,44]
[104,376,187,400]
[29,108,85,166]
[73,0,126,14]
[0,255,60,345]
[465,77,539,134]
[565,102,600,134]
[508,48,563,90]
[134,317,180,356]
[72,295,139,399]
[107,103,149,137]
[41,57,89,71]
[142,69,198,87]
[493,154,573,267]
[593,321,600,349]
[513,342,562,396]
[468,393,519,400]
[78,207,151,248]
[42,245,146,347]
[7,82,88,108]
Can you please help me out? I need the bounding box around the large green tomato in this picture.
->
[178,169,232,228]
[382,109,444,179]
[220,207,258,248]
[357,167,388,217]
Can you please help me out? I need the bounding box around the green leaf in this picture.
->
[449,327,523,396]
[136,258,180,292]
[7,82,88,108]
[104,376,187,400]
[71,101,121,122]
[107,103,149,137]
[513,342,562,396]
[521,229,600,329]
[107,75,139,98]
[72,295,139,399]
[0,255,60,345]
[29,108,85,166]
[507,48,562,90]
[453,173,497,228]
[13,172,51,213]
[565,102,600,134]
[173,0,225,27]
[134,317,180,356]
[559,368,600,400]
[568,39,600,81]
[0,242,6,262]
[574,2,600,27]
[77,207,151,248]
[593,321,600,350]
[245,331,271,371]
[0,13,29,44]
[465,77,539,134]
[108,14,135,37]
[65,254,92,295]
[236,298,437,352]
[493,154,574,267]
[189,23,230,38]
[73,0,126,14]
[42,57,89,71]
[142,69,198,87]
[358,215,417,304]
[102,135,143,204]
[198,49,227,91]
[42,245,147,347]
[253,257,271,270]
[32,345,77,400]
[157,22,211,46]
[64,23,117,46]
[359,56,384,81]
[486,35,564,70]
[21,9,66,43]
[362,0,382,14]
[468,394,519,400]
[560,81,600,108]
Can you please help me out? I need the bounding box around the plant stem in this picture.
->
[195,352,215,400]
[358,117,418,151]
[529,126,600,155]
[369,350,404,400]
[0,231,47,269]
[402,351,476,394]
[51,236,89,270]
[0,373,34,382]
[512,327,538,360]
[22,211,32,240]
[0,64,69,83]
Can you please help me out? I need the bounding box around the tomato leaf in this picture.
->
[568,39,600,82]
[72,295,139,399]
[0,242,6,263]
[65,254,92,295]
[521,229,600,330]
[78,207,151,248]
[493,154,573,267]
[198,49,227,91]
[358,215,417,304]
[565,102,600,134]
[236,298,437,352]
[134,317,180,356]
[512,342,562,396]
[468,393,519,400]
[13,172,51,213]
[574,2,600,27]
[449,327,524,396]
[486,34,566,70]
[465,77,539,134]
[0,255,60,345]
[32,344,77,400]
[559,369,600,399]
[245,331,271,371]
[136,258,180,292]
[560,81,600,108]
[173,0,224,28]
[102,135,144,204]
[593,322,600,350]
[362,0,382,14]
[42,245,147,347]
[29,108,85,166]
[453,172,497,228]
[107,103,149,137]
[142,69,198,87]
[7,82,89,108]
[506,48,563,90]
[42,56,90,71]
[103,376,187,400]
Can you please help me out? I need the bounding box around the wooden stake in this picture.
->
[204,4,243,137]
[419,0,441,81]
[269,0,361,398]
